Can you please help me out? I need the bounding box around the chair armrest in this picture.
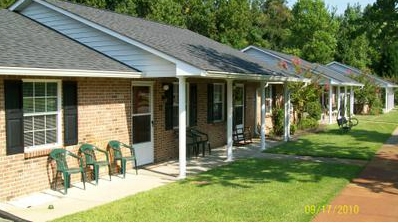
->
[93,146,110,162]
[121,143,137,158]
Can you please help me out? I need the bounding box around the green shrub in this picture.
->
[297,117,319,130]
[272,107,284,136]
[305,101,322,120]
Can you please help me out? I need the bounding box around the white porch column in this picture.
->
[260,81,266,151]
[350,86,354,115]
[328,84,333,124]
[385,88,388,112]
[226,79,233,161]
[283,82,290,142]
[344,86,348,116]
[337,86,341,117]
[178,76,187,179]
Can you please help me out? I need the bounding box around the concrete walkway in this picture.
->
[0,132,395,222]
[313,127,398,222]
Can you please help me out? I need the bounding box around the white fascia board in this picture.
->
[205,70,308,83]
[0,67,142,78]
[176,63,205,77]
[27,0,202,77]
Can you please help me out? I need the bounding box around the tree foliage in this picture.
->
[1,0,396,80]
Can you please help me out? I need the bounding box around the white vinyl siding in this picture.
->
[21,2,176,77]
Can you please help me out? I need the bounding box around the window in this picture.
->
[22,81,61,149]
[208,83,225,122]
[164,83,197,130]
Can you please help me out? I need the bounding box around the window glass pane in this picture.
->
[47,98,57,112]
[213,102,223,120]
[47,83,57,96]
[234,86,243,106]
[34,116,45,130]
[133,115,151,143]
[23,98,34,113]
[24,116,33,131]
[133,86,150,114]
[214,85,222,102]
[46,130,57,144]
[34,130,45,145]
[46,115,57,129]
[35,98,46,112]
[25,132,33,147]
[34,83,45,97]
[23,82,33,97]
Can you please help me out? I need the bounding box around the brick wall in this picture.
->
[0,76,134,201]
[0,76,268,201]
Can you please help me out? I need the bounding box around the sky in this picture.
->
[287,0,377,15]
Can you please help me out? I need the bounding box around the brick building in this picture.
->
[0,0,304,201]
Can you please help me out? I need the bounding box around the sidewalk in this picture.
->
[0,140,280,222]
[0,132,395,222]
[313,127,398,222]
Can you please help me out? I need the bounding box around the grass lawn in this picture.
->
[265,110,398,160]
[53,159,362,222]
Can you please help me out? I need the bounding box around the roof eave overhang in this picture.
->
[0,67,142,78]
[205,70,309,83]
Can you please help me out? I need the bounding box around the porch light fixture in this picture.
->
[163,84,169,91]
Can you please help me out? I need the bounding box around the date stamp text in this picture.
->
[304,205,360,215]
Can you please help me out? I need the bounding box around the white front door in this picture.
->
[132,83,154,165]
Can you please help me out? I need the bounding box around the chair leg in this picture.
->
[108,164,112,181]
[94,164,99,185]
[121,159,127,178]
[133,159,138,175]
[54,171,59,191]
[81,171,86,190]
[63,172,69,194]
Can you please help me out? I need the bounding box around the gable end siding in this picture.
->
[20,2,176,77]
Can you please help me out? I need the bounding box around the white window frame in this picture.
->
[22,79,62,151]
[213,83,225,122]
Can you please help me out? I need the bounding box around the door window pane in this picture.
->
[133,115,151,143]
[133,86,150,114]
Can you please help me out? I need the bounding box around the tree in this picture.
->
[213,0,252,48]
[1,0,16,8]
[147,0,185,27]
[289,0,338,64]
[335,4,372,69]
[180,0,217,38]
[363,0,398,78]
[261,0,292,51]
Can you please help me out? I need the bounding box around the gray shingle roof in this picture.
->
[327,61,398,88]
[259,48,362,86]
[0,9,138,72]
[39,0,289,77]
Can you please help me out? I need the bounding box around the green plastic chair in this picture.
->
[107,140,138,178]
[79,143,111,185]
[49,148,86,194]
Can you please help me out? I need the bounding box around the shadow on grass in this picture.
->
[266,127,395,160]
[179,158,362,189]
